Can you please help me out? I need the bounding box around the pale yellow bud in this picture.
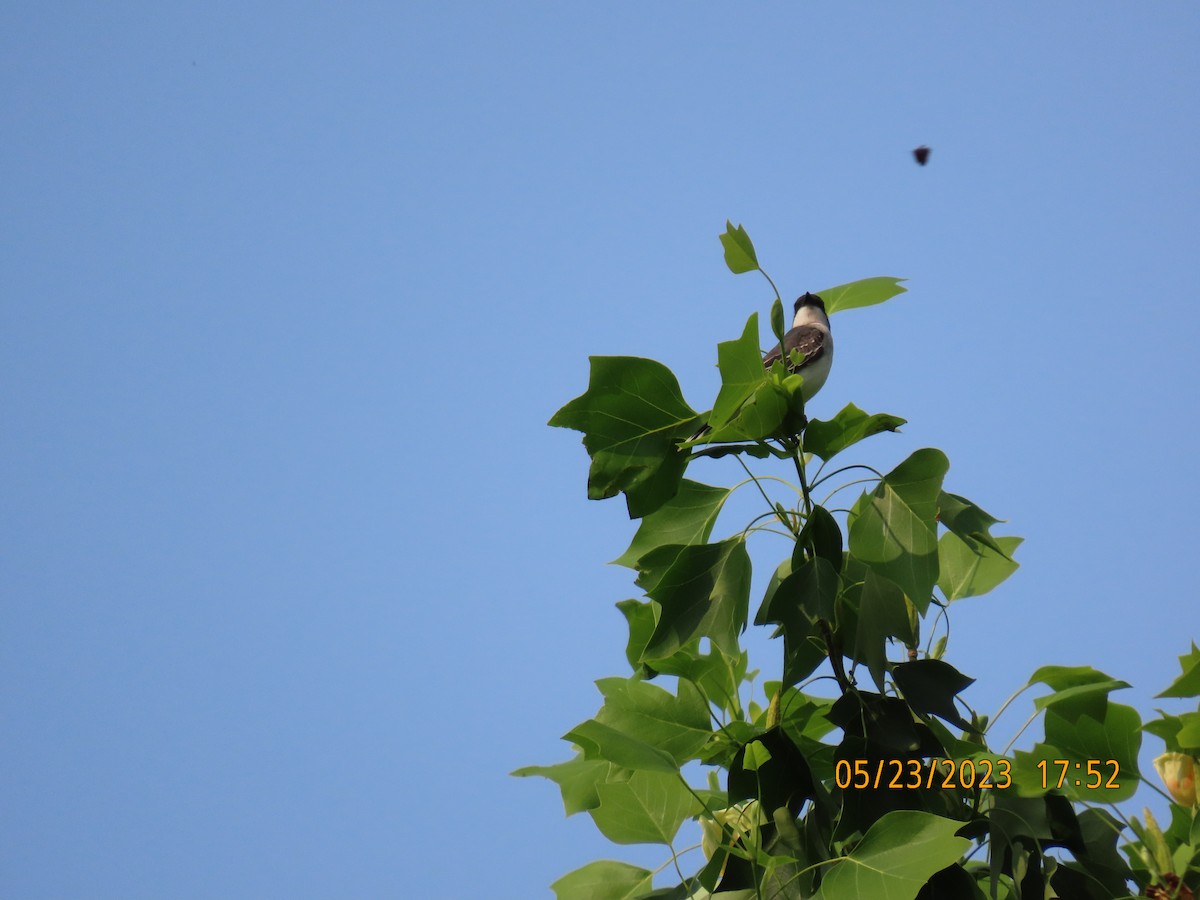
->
[700,800,768,860]
[1153,752,1198,807]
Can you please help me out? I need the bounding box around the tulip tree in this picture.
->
[516,223,1200,899]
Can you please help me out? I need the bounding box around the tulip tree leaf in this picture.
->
[616,599,658,674]
[892,659,976,732]
[709,314,766,429]
[635,537,751,659]
[511,754,613,816]
[1042,701,1141,802]
[563,719,679,773]
[1028,665,1130,721]
[804,403,907,463]
[937,491,1009,556]
[592,676,712,764]
[689,442,775,461]
[848,448,948,611]
[612,480,731,569]
[551,860,655,900]
[1157,643,1200,698]
[615,600,748,713]
[815,810,970,900]
[1175,712,1200,749]
[848,569,914,693]
[937,534,1022,601]
[720,221,759,274]
[702,314,788,443]
[756,556,839,628]
[549,356,700,518]
[588,770,701,845]
[743,739,772,771]
[770,297,787,346]
[757,556,839,689]
[798,504,844,573]
[817,276,908,315]
[758,558,827,687]
[710,380,787,443]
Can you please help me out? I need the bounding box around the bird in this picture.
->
[764,292,833,401]
[686,292,832,445]
[913,145,931,166]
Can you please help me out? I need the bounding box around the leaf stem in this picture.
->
[665,840,690,896]
[988,683,1033,735]
[810,464,885,492]
[734,455,800,537]
[757,266,783,305]
[818,476,882,508]
[999,708,1041,756]
[789,440,814,520]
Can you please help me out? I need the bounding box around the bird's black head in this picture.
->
[793,292,826,315]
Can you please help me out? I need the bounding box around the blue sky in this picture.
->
[3,3,1198,897]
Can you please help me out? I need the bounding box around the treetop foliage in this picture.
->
[518,223,1200,900]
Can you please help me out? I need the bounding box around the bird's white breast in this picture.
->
[799,329,833,400]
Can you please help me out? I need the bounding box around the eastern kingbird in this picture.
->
[688,292,832,444]
[765,292,833,400]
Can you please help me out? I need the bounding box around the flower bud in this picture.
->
[1153,752,1198,807]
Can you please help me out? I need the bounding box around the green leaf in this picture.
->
[758,556,838,689]
[635,537,751,659]
[616,600,750,714]
[727,726,817,813]
[770,297,787,347]
[688,442,774,461]
[551,860,654,900]
[845,489,871,534]
[1143,711,1184,752]
[510,754,612,815]
[703,314,788,442]
[801,408,902,465]
[804,403,907,462]
[1010,703,1142,802]
[1029,665,1125,693]
[1176,711,1200,749]
[987,793,1072,889]
[743,739,772,771]
[1157,643,1200,698]
[612,480,731,569]
[549,356,700,517]
[937,491,1009,556]
[756,556,839,627]
[1028,665,1131,719]
[708,314,767,429]
[563,719,679,773]
[715,379,788,442]
[593,676,712,764]
[937,534,1022,601]
[1071,809,1136,897]
[848,448,948,611]
[798,505,844,573]
[656,646,749,719]
[892,659,976,732]
[759,560,827,688]
[816,276,908,315]
[815,810,970,900]
[588,769,701,845]
[846,569,913,693]
[719,221,759,274]
[768,687,837,743]
[616,599,658,674]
